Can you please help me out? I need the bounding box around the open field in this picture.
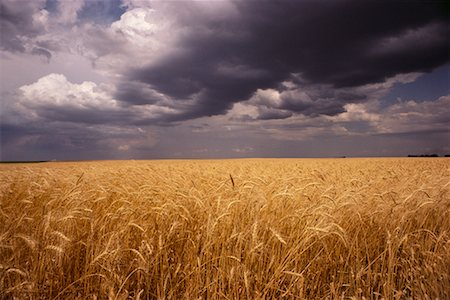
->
[1,158,449,299]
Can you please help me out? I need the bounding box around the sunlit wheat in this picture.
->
[0,158,449,298]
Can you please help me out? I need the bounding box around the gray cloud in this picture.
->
[0,118,156,161]
[241,77,372,120]
[115,81,166,105]
[0,0,47,52]
[256,107,293,120]
[30,47,52,61]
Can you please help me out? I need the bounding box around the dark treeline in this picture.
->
[0,161,49,164]
[407,154,449,157]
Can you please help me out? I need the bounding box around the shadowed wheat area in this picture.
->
[1,158,449,299]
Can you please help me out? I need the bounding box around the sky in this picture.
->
[0,0,449,161]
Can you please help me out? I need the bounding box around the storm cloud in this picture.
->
[117,0,449,120]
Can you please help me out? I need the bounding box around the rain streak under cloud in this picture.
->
[1,0,449,160]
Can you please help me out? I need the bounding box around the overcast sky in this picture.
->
[1,0,449,161]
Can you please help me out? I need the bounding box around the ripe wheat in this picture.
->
[0,158,449,299]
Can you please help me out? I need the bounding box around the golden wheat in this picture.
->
[0,158,449,299]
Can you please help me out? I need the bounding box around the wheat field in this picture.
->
[0,158,449,299]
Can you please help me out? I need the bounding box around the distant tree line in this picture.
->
[407,154,450,157]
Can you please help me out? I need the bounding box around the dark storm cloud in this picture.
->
[126,51,281,120]
[257,108,293,120]
[115,81,165,105]
[119,0,449,120]
[276,87,367,118]
[0,118,151,161]
[241,1,449,88]
[247,76,369,120]
[36,106,137,125]
[0,123,31,145]
[0,121,90,160]
[279,99,346,117]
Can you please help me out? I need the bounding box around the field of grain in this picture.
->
[1,158,449,299]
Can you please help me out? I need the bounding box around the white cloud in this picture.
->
[118,144,130,151]
[331,103,380,122]
[32,8,50,30]
[74,6,181,75]
[227,102,259,119]
[18,73,117,111]
[232,146,254,153]
[249,89,282,107]
[111,8,163,46]
[6,73,181,125]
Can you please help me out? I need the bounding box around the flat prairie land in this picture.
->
[1,158,449,299]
